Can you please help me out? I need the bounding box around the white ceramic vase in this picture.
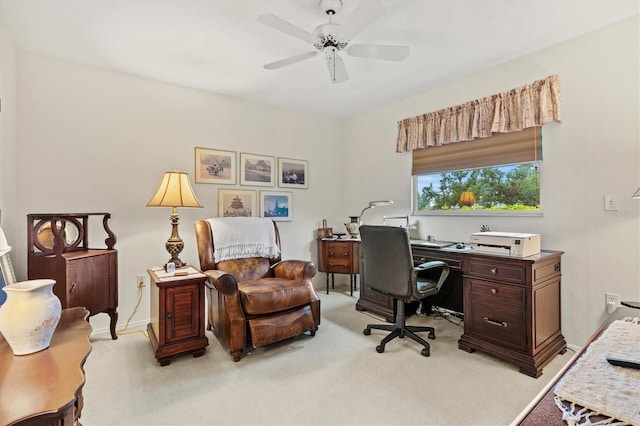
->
[0,279,61,355]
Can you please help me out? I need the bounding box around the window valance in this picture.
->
[396,75,560,153]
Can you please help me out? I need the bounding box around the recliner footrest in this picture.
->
[248,305,315,348]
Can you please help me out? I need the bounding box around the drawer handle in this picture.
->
[491,288,498,295]
[329,251,334,256]
[70,283,77,293]
[483,317,507,328]
[167,313,173,320]
[490,268,498,274]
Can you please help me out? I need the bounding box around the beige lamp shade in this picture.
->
[146,171,203,212]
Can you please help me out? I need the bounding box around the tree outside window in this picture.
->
[415,162,540,212]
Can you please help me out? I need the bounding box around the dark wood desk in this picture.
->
[0,307,92,426]
[513,306,637,425]
[357,244,566,377]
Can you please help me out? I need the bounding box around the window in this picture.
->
[414,162,540,213]
[412,127,542,215]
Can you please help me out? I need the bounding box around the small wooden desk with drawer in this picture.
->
[316,238,360,296]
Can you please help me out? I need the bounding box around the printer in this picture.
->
[469,231,541,257]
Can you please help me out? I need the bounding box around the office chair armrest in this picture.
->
[416,261,450,292]
[416,260,447,271]
[203,269,239,295]
[271,260,318,281]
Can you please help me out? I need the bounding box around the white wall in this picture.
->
[0,18,18,238]
[7,52,344,333]
[343,17,640,346]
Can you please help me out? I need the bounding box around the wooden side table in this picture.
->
[147,266,208,366]
[0,307,91,426]
[316,238,360,296]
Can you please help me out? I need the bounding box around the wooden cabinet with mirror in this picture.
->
[27,213,119,339]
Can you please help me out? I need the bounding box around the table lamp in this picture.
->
[146,171,202,268]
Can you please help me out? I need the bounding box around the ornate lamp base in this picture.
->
[165,213,185,268]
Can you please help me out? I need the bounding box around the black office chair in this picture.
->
[360,225,450,357]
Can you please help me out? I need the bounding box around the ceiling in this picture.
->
[1,0,638,118]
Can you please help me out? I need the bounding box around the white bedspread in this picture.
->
[207,217,279,262]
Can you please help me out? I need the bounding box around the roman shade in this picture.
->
[412,126,541,175]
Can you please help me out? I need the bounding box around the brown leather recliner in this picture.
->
[194,219,320,361]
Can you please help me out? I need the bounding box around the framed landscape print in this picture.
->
[260,191,292,221]
[240,153,275,187]
[217,189,256,217]
[278,157,308,189]
[195,147,236,185]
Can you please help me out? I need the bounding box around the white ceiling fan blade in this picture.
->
[338,0,386,42]
[324,47,349,84]
[257,14,316,44]
[346,44,410,62]
[264,51,318,70]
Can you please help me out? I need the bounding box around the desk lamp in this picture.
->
[359,200,394,220]
[345,200,394,239]
[146,171,202,268]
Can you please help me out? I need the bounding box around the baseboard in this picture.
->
[90,319,149,338]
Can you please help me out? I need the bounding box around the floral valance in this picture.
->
[396,75,561,153]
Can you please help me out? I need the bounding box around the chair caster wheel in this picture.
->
[428,332,435,339]
[376,345,385,353]
[363,329,371,335]
[421,348,430,357]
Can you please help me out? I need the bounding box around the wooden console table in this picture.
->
[357,244,566,377]
[0,307,92,426]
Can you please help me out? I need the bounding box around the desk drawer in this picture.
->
[326,242,352,259]
[467,260,526,284]
[467,299,526,351]
[468,279,524,306]
[326,259,352,273]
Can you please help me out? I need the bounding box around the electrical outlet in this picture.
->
[136,274,146,288]
[605,292,620,314]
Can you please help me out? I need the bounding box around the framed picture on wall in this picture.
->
[240,153,276,187]
[195,147,236,184]
[278,158,308,189]
[217,189,257,217]
[260,191,292,221]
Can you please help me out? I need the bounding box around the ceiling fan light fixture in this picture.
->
[320,0,343,16]
[258,0,409,84]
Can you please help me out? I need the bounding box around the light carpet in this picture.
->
[82,286,570,425]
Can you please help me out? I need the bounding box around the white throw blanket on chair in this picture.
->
[208,217,279,262]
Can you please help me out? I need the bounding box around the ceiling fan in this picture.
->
[257,0,410,84]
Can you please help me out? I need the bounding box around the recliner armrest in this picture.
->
[203,269,239,295]
[271,260,317,281]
